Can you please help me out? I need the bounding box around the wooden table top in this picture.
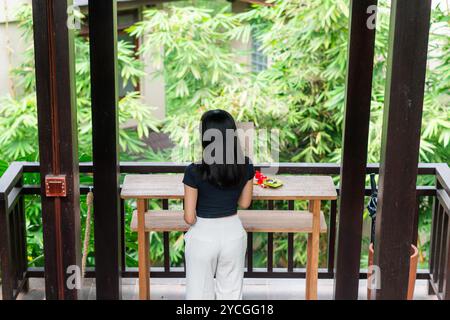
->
[121,174,337,200]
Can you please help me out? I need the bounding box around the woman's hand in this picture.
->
[184,184,198,225]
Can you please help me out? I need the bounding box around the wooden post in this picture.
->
[334,0,377,300]
[306,200,321,300]
[32,0,81,300]
[137,199,150,300]
[373,0,432,300]
[88,0,122,300]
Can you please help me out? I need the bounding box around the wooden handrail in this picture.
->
[436,163,450,196]
[16,161,440,175]
[0,162,23,202]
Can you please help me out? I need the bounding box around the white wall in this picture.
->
[0,0,30,97]
[141,49,166,120]
[139,3,166,120]
[231,0,252,69]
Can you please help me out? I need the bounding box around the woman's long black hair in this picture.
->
[199,109,248,188]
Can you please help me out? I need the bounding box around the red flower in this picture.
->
[255,170,267,186]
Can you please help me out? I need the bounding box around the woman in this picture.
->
[183,109,254,300]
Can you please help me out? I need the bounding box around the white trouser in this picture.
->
[184,215,247,300]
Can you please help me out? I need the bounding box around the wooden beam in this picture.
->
[32,0,81,300]
[373,0,432,300]
[88,0,122,300]
[333,0,377,300]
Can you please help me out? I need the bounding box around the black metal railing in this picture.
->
[1,162,449,300]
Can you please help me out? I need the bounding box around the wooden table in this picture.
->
[121,174,337,300]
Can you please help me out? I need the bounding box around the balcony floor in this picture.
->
[4,278,436,300]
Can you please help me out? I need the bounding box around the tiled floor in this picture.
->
[7,278,436,300]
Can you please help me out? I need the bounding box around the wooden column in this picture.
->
[32,0,81,300]
[334,0,377,300]
[88,0,122,300]
[373,0,431,300]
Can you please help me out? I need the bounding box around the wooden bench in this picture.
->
[130,210,327,233]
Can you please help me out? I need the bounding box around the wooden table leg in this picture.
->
[306,200,321,300]
[305,202,313,298]
[137,199,150,300]
[306,232,312,298]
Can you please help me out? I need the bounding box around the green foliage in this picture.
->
[0,5,159,267]
[251,0,449,164]
[0,5,159,164]
[1,1,449,269]
[128,0,449,267]
[128,5,288,163]
[252,0,448,266]
[131,1,449,166]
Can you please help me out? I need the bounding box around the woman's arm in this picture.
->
[184,185,198,225]
[238,180,253,209]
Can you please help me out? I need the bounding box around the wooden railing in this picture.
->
[428,164,450,300]
[0,163,28,300]
[0,162,449,300]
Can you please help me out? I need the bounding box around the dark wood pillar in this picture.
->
[88,0,122,300]
[373,0,432,300]
[32,0,81,300]
[334,0,377,300]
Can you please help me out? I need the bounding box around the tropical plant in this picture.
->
[129,0,449,267]
[1,0,448,269]
[0,5,159,267]
[128,5,288,163]
[250,0,448,267]
[0,5,159,164]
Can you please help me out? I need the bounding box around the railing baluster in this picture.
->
[182,199,186,275]
[11,205,19,291]
[288,200,294,272]
[267,200,274,272]
[327,200,337,273]
[247,197,253,274]
[12,172,25,292]
[120,199,126,273]
[267,234,273,272]
[412,195,420,246]
[429,196,440,278]
[438,210,448,292]
[162,199,170,272]
[18,195,29,293]
[444,209,450,300]
[247,232,253,273]
[433,205,444,282]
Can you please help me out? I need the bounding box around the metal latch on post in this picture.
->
[45,175,67,197]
